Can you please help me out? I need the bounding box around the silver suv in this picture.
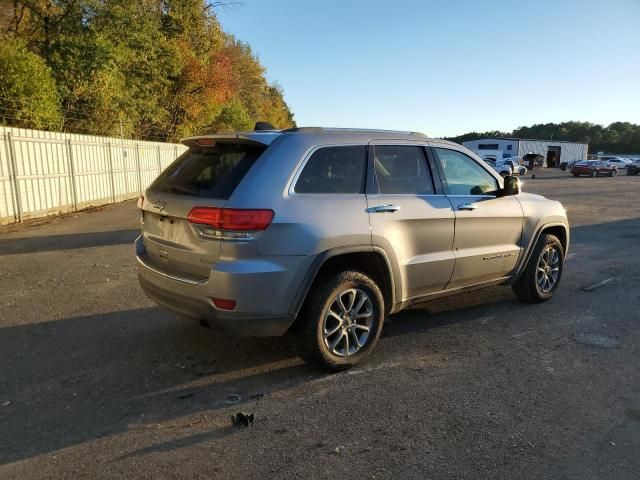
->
[136,127,569,371]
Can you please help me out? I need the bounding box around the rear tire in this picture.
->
[293,271,385,372]
[512,234,564,303]
[610,169,617,177]
[572,173,579,177]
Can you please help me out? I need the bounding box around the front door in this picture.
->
[431,146,524,289]
[367,143,456,301]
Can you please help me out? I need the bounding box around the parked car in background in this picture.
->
[559,159,581,171]
[626,159,640,175]
[488,162,512,177]
[600,157,631,170]
[486,158,526,176]
[135,125,569,371]
[570,160,617,177]
[503,159,527,176]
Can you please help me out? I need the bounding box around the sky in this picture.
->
[218,0,640,137]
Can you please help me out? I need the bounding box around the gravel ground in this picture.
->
[1,170,639,479]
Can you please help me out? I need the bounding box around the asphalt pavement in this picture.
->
[1,170,639,479]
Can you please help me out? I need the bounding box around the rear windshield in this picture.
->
[150,143,265,199]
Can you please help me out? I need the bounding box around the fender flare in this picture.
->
[513,222,569,278]
[288,245,399,318]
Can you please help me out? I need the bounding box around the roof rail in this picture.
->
[282,127,427,137]
[281,127,324,133]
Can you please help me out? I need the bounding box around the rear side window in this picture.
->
[150,143,265,199]
[294,146,367,194]
[374,145,434,195]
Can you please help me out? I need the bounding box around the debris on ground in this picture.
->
[224,394,242,405]
[231,412,254,427]
[574,332,620,348]
[178,393,194,399]
[581,278,616,292]
[2,400,11,407]
[250,393,264,400]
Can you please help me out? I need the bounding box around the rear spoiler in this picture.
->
[181,132,281,148]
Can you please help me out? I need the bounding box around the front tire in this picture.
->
[591,170,598,177]
[294,271,385,372]
[512,234,564,303]
[610,169,617,177]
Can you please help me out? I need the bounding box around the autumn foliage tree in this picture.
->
[0,0,295,140]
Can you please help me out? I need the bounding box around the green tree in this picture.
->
[0,38,62,129]
[207,98,253,133]
[0,0,295,139]
[449,121,640,154]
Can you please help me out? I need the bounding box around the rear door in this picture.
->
[367,142,455,300]
[431,146,524,288]
[140,140,266,281]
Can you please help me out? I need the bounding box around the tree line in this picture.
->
[446,121,640,154]
[0,0,295,141]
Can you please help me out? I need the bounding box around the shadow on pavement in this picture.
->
[0,229,139,255]
[0,293,518,465]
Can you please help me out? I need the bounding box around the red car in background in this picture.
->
[570,160,617,177]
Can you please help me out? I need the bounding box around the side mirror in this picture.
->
[502,175,521,196]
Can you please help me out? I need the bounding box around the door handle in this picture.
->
[368,204,401,213]
[457,203,477,211]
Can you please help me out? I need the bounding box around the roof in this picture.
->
[463,137,588,145]
[182,127,430,147]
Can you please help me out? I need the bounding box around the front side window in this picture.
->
[374,145,434,195]
[434,148,498,196]
[295,145,366,194]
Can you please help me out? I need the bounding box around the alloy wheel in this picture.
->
[536,246,561,293]
[323,288,374,357]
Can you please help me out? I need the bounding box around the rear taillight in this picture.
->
[196,138,215,147]
[187,207,274,240]
[211,297,236,311]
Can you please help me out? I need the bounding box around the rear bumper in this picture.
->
[135,236,311,336]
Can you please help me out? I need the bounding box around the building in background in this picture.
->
[462,138,588,168]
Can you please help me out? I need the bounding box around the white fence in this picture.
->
[0,126,188,225]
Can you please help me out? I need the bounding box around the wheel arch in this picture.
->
[289,247,397,322]
[513,222,569,279]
